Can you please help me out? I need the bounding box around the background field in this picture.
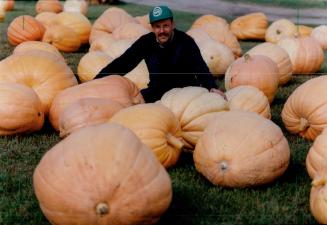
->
[0,1,325,225]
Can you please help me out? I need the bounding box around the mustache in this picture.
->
[159,33,169,37]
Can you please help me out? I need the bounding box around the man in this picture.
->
[95,5,225,102]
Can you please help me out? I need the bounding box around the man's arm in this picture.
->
[94,37,146,79]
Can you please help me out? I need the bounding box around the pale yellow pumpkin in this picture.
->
[89,33,116,52]
[109,103,184,168]
[247,42,292,85]
[63,0,88,15]
[230,12,268,40]
[225,85,271,119]
[35,0,62,14]
[49,11,92,44]
[158,86,228,149]
[0,51,77,113]
[296,24,313,37]
[49,75,144,130]
[191,14,229,29]
[0,82,44,135]
[310,177,327,224]
[59,98,124,137]
[112,22,150,40]
[197,39,235,77]
[281,76,327,141]
[134,14,152,31]
[186,28,212,44]
[311,25,327,50]
[77,51,113,82]
[306,129,327,179]
[34,12,57,29]
[33,123,172,225]
[42,24,81,52]
[89,7,135,43]
[194,110,290,187]
[225,54,279,103]
[13,41,65,62]
[196,23,242,58]
[277,36,324,74]
[265,18,297,43]
[7,15,45,46]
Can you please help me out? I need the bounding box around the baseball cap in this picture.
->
[149,5,173,24]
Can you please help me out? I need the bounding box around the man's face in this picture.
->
[151,19,175,45]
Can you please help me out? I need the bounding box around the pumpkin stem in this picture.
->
[166,133,184,150]
[96,202,109,216]
[276,29,281,35]
[219,161,228,173]
[299,118,309,132]
[312,177,327,187]
[243,53,251,62]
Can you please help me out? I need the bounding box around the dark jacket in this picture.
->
[95,29,217,102]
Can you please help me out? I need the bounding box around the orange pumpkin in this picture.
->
[194,111,290,187]
[306,129,327,179]
[225,85,271,119]
[89,7,135,43]
[13,41,65,62]
[311,25,327,50]
[247,42,293,85]
[42,24,81,52]
[109,103,184,168]
[35,0,63,14]
[0,82,44,135]
[230,12,268,40]
[33,123,172,225]
[225,54,279,103]
[49,11,92,44]
[310,177,327,224]
[49,75,144,130]
[7,15,45,46]
[0,51,77,113]
[158,86,228,149]
[281,76,327,141]
[59,98,124,137]
[277,36,324,74]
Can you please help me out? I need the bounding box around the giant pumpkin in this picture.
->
[33,123,172,225]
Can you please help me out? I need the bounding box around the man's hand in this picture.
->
[210,88,227,100]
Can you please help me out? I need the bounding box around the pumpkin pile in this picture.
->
[3,3,327,224]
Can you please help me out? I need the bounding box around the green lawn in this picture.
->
[221,0,327,8]
[0,1,325,225]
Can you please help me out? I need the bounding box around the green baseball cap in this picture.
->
[149,5,173,24]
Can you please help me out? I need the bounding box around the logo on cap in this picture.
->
[152,6,162,17]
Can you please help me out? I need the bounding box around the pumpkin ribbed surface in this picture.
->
[194,111,290,187]
[35,0,62,14]
[310,177,327,224]
[225,85,271,119]
[7,15,45,46]
[281,75,327,141]
[158,86,228,149]
[109,103,184,168]
[306,129,327,179]
[33,123,172,225]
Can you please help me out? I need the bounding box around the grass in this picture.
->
[0,1,325,225]
[221,0,327,8]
